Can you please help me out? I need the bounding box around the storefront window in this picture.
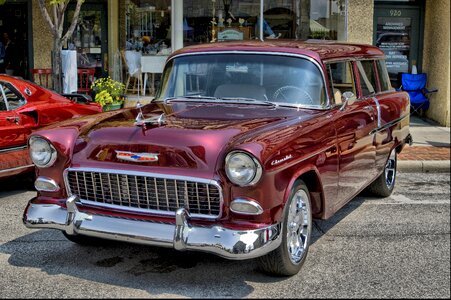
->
[66,3,108,77]
[125,0,172,53]
[182,0,347,45]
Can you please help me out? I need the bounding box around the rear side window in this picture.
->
[0,83,25,111]
[376,60,392,91]
[356,60,377,97]
[327,61,356,105]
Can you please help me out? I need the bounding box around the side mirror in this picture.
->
[340,91,357,111]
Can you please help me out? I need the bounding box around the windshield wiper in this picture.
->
[163,95,217,104]
[164,96,277,108]
[218,97,276,107]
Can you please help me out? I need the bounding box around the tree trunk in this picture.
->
[296,0,311,40]
[52,39,63,93]
[37,0,84,93]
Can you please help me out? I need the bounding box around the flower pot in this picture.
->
[102,103,123,112]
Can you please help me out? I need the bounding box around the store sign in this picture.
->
[218,29,244,41]
[376,17,411,79]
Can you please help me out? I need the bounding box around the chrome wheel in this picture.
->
[385,150,397,189]
[286,189,311,264]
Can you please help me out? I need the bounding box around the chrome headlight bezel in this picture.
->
[225,151,263,187]
[29,136,57,168]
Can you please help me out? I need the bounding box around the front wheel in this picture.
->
[258,180,312,276]
[367,149,397,197]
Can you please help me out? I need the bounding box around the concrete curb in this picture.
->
[398,160,450,173]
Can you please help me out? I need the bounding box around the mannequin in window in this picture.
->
[256,17,281,39]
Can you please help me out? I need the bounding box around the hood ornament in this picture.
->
[134,101,166,127]
[115,151,159,163]
[135,101,145,125]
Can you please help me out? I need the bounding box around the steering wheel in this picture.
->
[273,86,314,105]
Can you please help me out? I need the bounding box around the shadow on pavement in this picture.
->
[427,141,450,148]
[0,173,35,195]
[0,192,366,297]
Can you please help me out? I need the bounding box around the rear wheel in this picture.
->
[258,180,312,276]
[367,149,397,197]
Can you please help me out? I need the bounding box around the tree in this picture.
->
[37,0,84,92]
[296,0,311,40]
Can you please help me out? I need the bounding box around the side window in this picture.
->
[356,60,377,97]
[0,83,26,111]
[327,61,356,105]
[376,60,392,92]
[0,85,6,111]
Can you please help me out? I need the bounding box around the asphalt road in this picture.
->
[0,173,449,298]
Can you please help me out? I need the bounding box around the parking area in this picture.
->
[0,172,449,298]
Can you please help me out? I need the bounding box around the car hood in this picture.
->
[58,101,321,178]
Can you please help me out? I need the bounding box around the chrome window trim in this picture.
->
[63,167,224,220]
[372,97,382,128]
[0,82,9,111]
[0,145,27,153]
[370,113,410,135]
[0,164,34,174]
[161,51,331,110]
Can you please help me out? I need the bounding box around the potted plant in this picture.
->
[91,77,126,111]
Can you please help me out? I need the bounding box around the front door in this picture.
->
[0,82,30,172]
[373,4,423,88]
[327,60,377,211]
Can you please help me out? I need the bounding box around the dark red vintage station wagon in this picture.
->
[23,40,412,276]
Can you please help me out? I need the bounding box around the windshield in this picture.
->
[156,53,327,107]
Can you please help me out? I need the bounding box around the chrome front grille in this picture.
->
[65,169,222,218]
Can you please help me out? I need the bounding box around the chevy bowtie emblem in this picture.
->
[115,151,159,162]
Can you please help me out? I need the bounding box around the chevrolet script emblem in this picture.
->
[115,151,159,163]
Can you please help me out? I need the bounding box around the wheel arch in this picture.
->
[283,166,325,219]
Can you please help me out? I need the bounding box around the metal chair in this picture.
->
[77,68,95,95]
[31,68,53,89]
[399,73,437,115]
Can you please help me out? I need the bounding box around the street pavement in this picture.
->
[0,172,449,298]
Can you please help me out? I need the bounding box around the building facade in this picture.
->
[0,0,449,126]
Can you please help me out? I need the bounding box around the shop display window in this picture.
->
[183,0,347,45]
[125,0,172,54]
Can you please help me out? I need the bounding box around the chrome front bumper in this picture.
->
[23,196,282,260]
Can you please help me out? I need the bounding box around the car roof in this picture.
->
[170,39,385,62]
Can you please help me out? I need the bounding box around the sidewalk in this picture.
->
[398,115,450,173]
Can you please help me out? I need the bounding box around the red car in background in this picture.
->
[0,75,101,179]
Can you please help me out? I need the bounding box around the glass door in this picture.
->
[373,4,423,88]
[66,2,108,78]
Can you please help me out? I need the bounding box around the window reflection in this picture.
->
[125,0,172,54]
[183,0,347,45]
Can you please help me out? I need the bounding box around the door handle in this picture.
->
[6,116,19,124]
[363,106,375,121]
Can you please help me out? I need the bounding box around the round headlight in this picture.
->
[29,136,57,168]
[225,151,262,186]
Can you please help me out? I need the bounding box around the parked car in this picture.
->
[23,40,412,276]
[0,74,101,179]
